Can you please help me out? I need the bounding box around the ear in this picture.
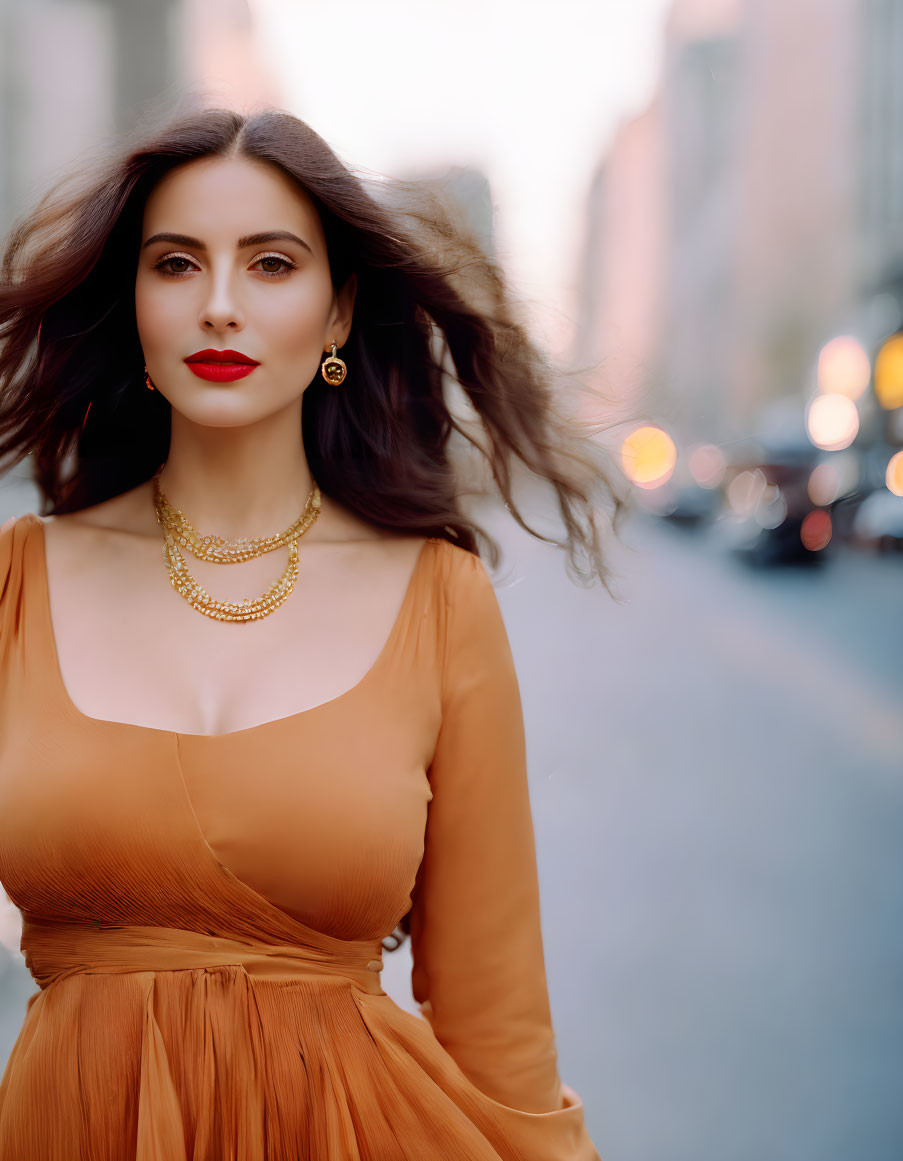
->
[328,273,358,348]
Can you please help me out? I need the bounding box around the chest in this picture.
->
[41,527,430,737]
[0,517,445,941]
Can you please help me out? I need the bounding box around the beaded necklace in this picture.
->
[151,471,321,622]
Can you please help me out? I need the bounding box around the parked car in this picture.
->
[658,483,723,529]
[712,443,829,567]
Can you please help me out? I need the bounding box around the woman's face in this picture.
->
[135,154,355,426]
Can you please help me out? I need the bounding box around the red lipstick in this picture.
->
[184,348,260,383]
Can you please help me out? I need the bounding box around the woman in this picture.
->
[0,105,624,1159]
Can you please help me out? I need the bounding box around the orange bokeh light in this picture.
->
[620,425,677,489]
[800,509,832,551]
[874,334,903,409]
[886,450,903,496]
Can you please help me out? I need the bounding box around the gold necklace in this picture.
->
[151,472,321,622]
[153,474,319,562]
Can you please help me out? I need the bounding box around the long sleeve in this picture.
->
[409,544,601,1160]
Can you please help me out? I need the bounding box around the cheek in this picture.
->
[263,283,332,356]
[134,279,181,347]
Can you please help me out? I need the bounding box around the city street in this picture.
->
[1,484,901,1161]
[443,492,903,1161]
[2,0,903,1155]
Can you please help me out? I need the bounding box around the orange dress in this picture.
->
[0,513,600,1161]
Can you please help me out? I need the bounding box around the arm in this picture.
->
[408,543,600,1157]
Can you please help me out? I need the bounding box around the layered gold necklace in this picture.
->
[151,471,321,622]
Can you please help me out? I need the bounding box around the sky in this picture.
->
[247,0,672,358]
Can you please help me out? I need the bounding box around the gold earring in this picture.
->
[144,364,156,391]
[320,342,347,386]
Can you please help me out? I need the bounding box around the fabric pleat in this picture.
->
[137,975,189,1161]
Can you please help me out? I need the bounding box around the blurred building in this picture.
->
[574,0,745,447]
[573,98,665,423]
[858,0,903,314]
[183,0,283,115]
[0,0,280,237]
[727,0,859,437]
[574,0,884,453]
[0,0,177,232]
[658,0,743,445]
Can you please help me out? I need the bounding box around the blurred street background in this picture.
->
[1,1,902,1159]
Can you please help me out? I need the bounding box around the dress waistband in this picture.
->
[20,916,386,995]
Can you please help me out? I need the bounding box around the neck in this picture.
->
[156,409,321,540]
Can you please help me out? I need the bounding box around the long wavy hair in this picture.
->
[0,103,632,951]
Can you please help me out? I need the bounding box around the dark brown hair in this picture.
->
[0,103,632,949]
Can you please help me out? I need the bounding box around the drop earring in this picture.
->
[320,342,347,386]
[144,364,156,391]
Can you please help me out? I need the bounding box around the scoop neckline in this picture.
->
[28,514,437,740]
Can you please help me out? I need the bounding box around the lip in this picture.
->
[185,349,259,365]
[186,363,259,383]
[184,348,260,383]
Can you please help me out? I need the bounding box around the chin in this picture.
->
[170,391,299,429]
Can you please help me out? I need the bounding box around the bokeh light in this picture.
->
[800,509,833,551]
[873,333,903,409]
[886,450,903,496]
[808,462,841,506]
[816,335,870,399]
[822,450,860,499]
[727,468,768,516]
[755,484,788,529]
[807,455,862,505]
[806,393,860,450]
[620,425,677,489]
[688,443,726,489]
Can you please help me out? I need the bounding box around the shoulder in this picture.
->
[428,535,487,576]
[430,539,519,703]
[0,509,92,580]
[0,510,42,553]
[429,537,509,654]
[1,507,47,562]
[4,510,114,594]
[429,536,495,603]
[0,513,44,639]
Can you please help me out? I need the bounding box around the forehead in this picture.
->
[140,155,324,245]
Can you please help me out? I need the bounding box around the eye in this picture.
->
[251,252,297,278]
[152,253,197,278]
[150,252,297,279]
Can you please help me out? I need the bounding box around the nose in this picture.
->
[199,264,244,332]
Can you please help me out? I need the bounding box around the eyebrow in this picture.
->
[141,230,314,255]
